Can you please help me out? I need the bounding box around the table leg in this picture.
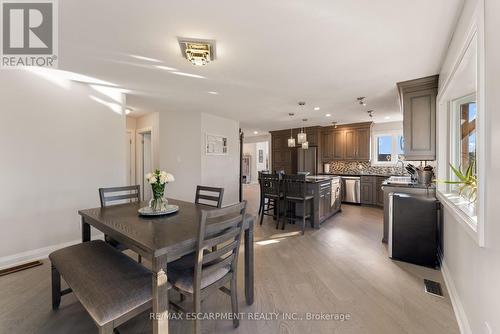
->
[81,217,91,242]
[244,223,254,305]
[152,255,169,334]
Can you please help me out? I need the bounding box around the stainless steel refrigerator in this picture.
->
[293,147,317,175]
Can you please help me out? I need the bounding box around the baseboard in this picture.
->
[440,253,472,334]
[0,233,104,271]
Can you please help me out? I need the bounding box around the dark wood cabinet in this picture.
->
[332,130,344,160]
[321,130,334,161]
[397,75,438,161]
[320,123,372,162]
[360,176,376,205]
[376,177,385,207]
[360,182,374,205]
[356,127,371,160]
[344,129,356,160]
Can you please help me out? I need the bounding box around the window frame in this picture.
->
[371,130,404,166]
[436,0,484,247]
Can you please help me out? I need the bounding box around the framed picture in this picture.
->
[206,133,228,155]
[258,149,263,163]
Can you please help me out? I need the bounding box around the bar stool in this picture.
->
[259,173,282,229]
[282,174,313,235]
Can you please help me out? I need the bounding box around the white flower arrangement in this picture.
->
[146,170,175,185]
[146,170,175,211]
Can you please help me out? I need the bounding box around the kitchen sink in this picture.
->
[386,176,413,184]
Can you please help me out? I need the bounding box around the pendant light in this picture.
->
[297,102,307,144]
[301,118,309,149]
[287,113,296,147]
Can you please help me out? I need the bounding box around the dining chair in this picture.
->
[258,171,271,215]
[167,201,247,334]
[282,174,313,235]
[194,185,224,208]
[98,185,142,263]
[259,173,282,229]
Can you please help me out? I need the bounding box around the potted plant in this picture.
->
[146,169,175,211]
[441,162,477,202]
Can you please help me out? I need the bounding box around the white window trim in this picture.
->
[371,130,403,166]
[436,0,485,247]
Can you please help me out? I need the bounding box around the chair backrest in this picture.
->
[195,186,224,208]
[282,174,308,198]
[261,173,281,196]
[194,201,247,293]
[99,185,140,208]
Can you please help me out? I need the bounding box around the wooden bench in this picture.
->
[49,240,170,333]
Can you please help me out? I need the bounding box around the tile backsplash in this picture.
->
[323,160,436,176]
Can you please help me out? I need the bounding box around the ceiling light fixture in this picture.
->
[253,131,259,135]
[287,113,296,147]
[125,108,133,115]
[208,91,219,95]
[300,118,309,149]
[314,107,320,111]
[367,110,374,118]
[171,71,206,79]
[178,38,216,66]
[385,116,391,120]
[155,65,177,71]
[297,102,307,144]
[325,113,331,117]
[332,122,338,128]
[357,96,366,106]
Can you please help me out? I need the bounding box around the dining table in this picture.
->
[78,198,255,334]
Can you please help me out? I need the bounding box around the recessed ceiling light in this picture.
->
[314,107,320,111]
[325,113,331,117]
[130,55,161,63]
[385,116,391,120]
[171,71,206,79]
[155,65,177,71]
[208,91,219,95]
[253,131,259,135]
[125,108,132,115]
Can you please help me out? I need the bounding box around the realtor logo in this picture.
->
[1,0,58,68]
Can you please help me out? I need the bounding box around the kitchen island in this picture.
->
[304,175,342,228]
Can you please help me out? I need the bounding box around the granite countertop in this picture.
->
[305,175,339,183]
[381,181,436,189]
[319,172,395,177]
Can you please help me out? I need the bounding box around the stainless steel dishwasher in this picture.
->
[341,176,361,204]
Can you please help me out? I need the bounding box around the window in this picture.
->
[372,132,404,165]
[450,94,477,195]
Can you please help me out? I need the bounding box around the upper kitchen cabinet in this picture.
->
[324,122,372,161]
[397,75,438,161]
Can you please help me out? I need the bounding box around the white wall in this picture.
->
[0,70,126,268]
[158,111,202,202]
[439,1,500,333]
[201,113,240,205]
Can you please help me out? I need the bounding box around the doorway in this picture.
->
[137,130,152,201]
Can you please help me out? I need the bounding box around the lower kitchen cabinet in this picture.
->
[360,175,386,207]
[360,182,375,205]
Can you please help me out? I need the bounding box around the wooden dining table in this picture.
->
[78,198,255,334]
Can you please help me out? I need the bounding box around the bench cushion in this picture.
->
[49,240,164,326]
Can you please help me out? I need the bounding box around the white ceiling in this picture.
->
[59,0,463,135]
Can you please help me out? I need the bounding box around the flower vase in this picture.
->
[149,185,168,212]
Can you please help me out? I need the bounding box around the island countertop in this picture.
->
[305,175,340,183]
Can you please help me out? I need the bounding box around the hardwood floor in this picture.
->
[0,184,459,334]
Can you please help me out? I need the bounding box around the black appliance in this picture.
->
[388,193,439,268]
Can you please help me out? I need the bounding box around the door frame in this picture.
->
[136,127,153,200]
[126,130,136,186]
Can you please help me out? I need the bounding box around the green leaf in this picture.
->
[449,164,467,182]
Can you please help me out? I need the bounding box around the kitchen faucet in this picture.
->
[396,159,405,176]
